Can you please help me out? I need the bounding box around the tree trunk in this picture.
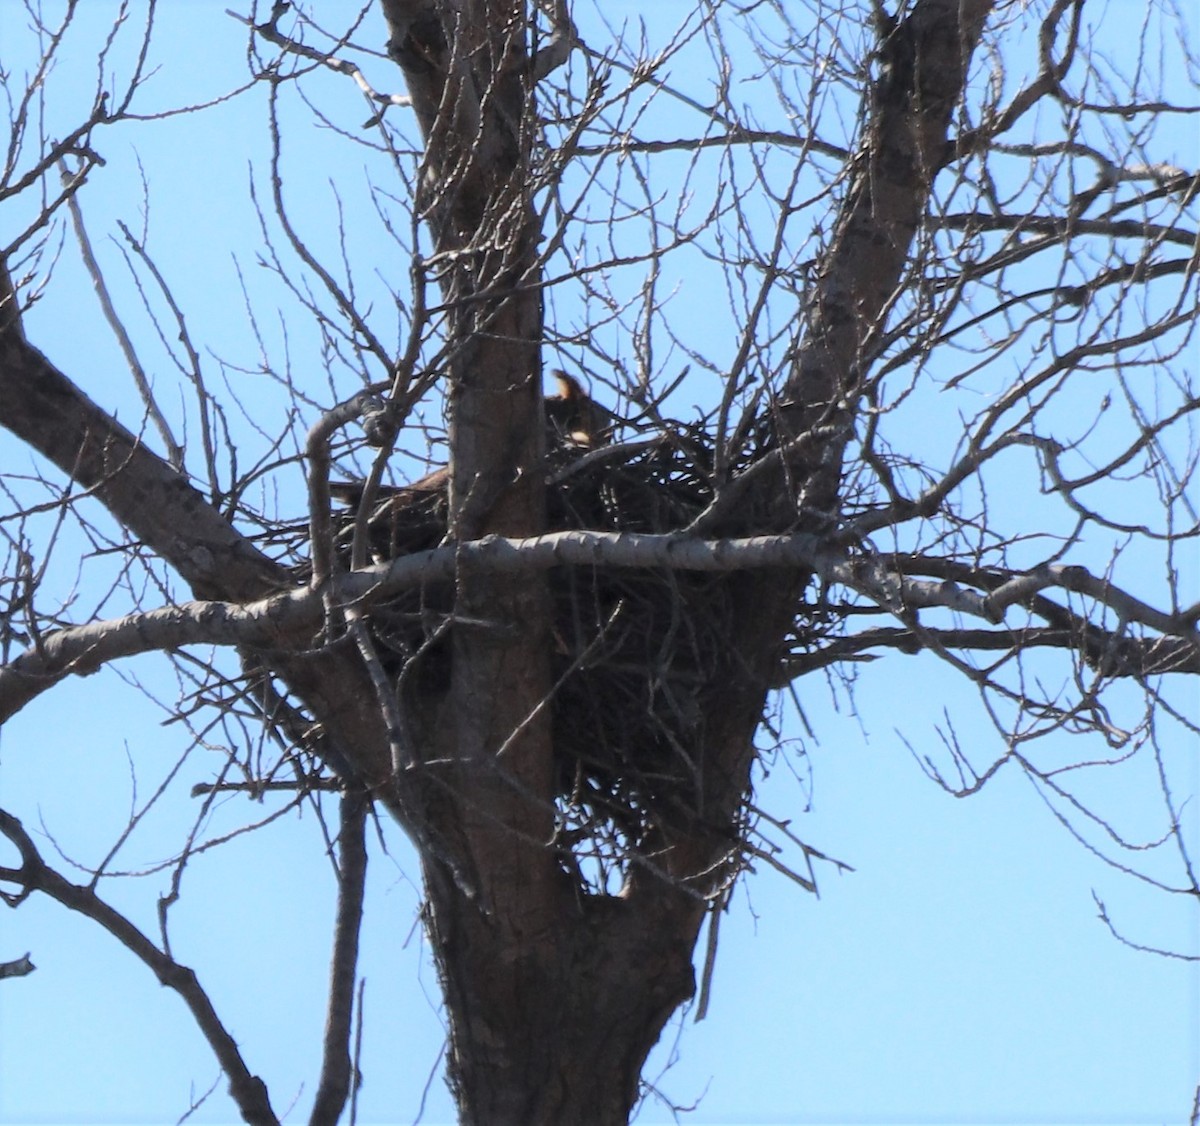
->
[425,866,703,1124]
[1,0,1192,1121]
[378,1,997,1121]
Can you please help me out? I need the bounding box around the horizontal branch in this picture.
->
[570,128,848,161]
[984,564,1194,638]
[782,624,1200,679]
[935,210,1198,249]
[0,952,35,980]
[0,530,826,721]
[1,530,1194,722]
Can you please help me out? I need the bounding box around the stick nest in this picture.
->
[323,428,828,882]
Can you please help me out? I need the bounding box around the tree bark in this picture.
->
[382,2,568,1115]
[425,867,702,1124]
[0,264,399,806]
[379,1,995,1121]
[0,1,1001,1120]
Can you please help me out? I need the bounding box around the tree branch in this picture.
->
[309,790,368,1126]
[0,808,279,1126]
[4,528,1195,723]
[0,264,281,603]
[0,952,35,979]
[229,2,412,124]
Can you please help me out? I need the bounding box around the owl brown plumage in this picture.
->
[544,370,618,448]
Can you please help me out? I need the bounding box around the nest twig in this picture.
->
[272,423,835,889]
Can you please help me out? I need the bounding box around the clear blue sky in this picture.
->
[0,3,1195,1125]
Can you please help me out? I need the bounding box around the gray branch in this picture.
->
[2,528,1195,724]
[0,953,35,980]
[0,809,278,1125]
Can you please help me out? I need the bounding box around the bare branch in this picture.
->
[0,808,279,1126]
[0,322,281,602]
[59,161,185,469]
[4,525,1195,724]
[0,952,35,980]
[228,2,412,123]
[310,790,369,1126]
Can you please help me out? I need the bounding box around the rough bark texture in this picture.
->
[382,1,571,1117]
[376,1,996,1122]
[0,1,998,1121]
[782,0,996,506]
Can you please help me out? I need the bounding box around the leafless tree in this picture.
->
[1,1,1196,1123]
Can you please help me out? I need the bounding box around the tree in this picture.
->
[1,1,1196,1123]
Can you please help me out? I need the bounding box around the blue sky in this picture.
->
[0,3,1196,1124]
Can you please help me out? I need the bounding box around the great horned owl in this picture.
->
[544,370,618,448]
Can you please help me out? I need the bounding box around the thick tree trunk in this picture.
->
[377,2,997,1122]
[425,866,703,1124]
[0,2,1000,1119]
[13,2,1189,1123]
[381,1,570,1115]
